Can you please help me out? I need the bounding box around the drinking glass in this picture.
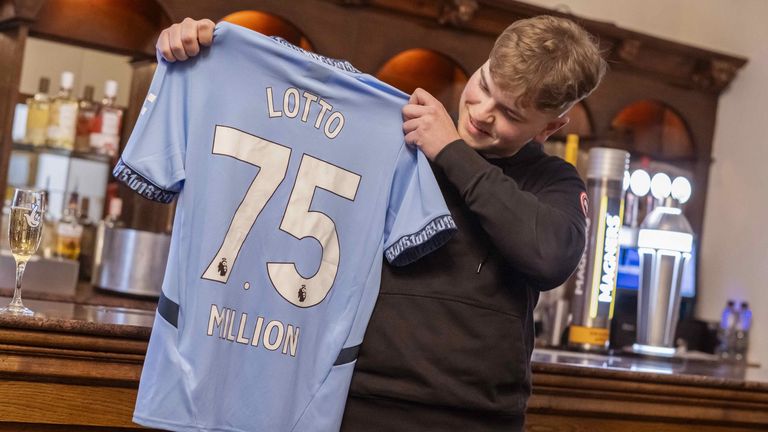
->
[1,188,45,316]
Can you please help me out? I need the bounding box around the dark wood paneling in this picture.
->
[526,414,766,432]
[528,366,768,431]
[29,0,170,57]
[0,325,147,429]
[0,0,45,24]
[0,22,27,201]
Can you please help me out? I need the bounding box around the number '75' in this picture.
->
[202,125,361,308]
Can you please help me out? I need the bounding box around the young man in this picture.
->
[157,14,606,431]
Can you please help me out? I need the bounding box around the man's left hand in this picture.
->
[402,88,461,161]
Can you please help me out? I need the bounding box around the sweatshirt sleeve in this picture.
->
[433,139,587,290]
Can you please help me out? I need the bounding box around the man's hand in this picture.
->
[402,88,461,161]
[156,18,216,62]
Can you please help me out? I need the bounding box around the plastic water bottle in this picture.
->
[735,302,752,362]
[716,300,738,360]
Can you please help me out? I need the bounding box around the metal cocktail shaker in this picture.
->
[632,205,693,357]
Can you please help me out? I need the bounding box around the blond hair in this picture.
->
[489,15,607,114]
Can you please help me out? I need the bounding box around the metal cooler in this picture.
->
[91,226,170,297]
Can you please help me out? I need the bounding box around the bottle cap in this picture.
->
[587,147,629,182]
[39,77,51,93]
[105,80,118,98]
[61,71,74,89]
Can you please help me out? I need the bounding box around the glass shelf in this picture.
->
[12,141,113,164]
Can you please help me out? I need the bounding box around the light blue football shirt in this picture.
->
[115,22,456,432]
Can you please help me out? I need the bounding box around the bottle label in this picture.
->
[102,111,120,135]
[48,103,77,145]
[77,110,96,134]
[89,132,119,156]
[26,104,50,145]
[58,104,77,138]
[47,125,60,140]
[587,194,624,321]
[569,325,609,346]
[89,132,104,150]
[57,222,83,238]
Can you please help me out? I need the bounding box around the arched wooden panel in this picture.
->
[220,10,313,51]
[30,0,170,56]
[611,99,695,160]
[376,48,468,112]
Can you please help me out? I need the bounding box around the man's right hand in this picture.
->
[156,17,215,62]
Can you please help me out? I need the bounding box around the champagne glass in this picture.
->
[1,188,44,316]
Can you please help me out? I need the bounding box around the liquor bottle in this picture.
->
[75,85,98,153]
[47,71,79,150]
[90,80,122,157]
[38,179,58,258]
[92,197,124,283]
[103,197,124,228]
[24,77,51,146]
[40,208,58,258]
[78,197,97,279]
[564,133,579,167]
[55,191,83,260]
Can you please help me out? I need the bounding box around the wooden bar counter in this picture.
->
[1,287,767,431]
[528,349,768,431]
[0,285,154,431]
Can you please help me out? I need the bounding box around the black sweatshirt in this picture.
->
[344,139,587,429]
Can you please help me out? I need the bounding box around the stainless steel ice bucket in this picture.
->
[91,226,170,297]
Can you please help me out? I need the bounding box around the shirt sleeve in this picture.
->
[383,144,457,266]
[433,139,587,290]
[112,60,187,204]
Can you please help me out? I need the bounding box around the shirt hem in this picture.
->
[133,414,256,432]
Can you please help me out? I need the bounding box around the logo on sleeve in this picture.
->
[580,192,589,217]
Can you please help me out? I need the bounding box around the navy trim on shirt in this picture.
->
[385,214,457,266]
[113,158,177,204]
[158,291,179,327]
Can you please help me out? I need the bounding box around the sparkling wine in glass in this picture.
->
[1,188,44,316]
